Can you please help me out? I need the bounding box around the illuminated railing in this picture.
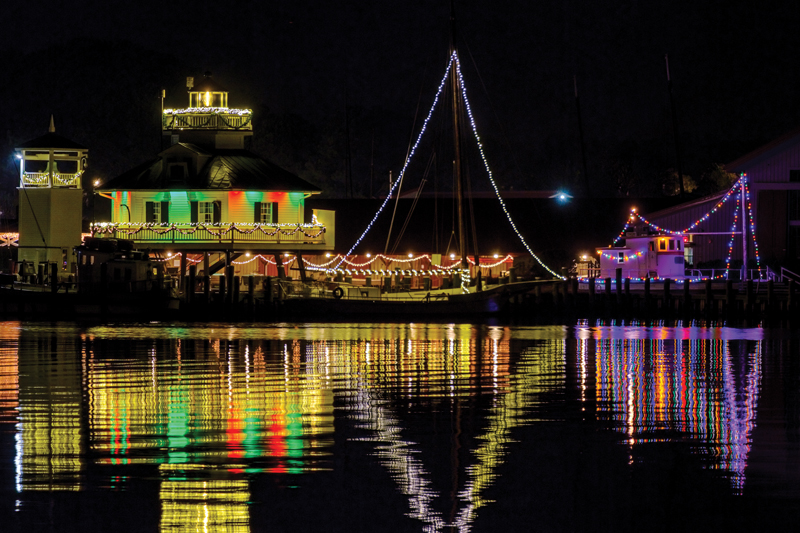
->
[91,222,327,246]
[162,108,253,131]
[22,172,82,188]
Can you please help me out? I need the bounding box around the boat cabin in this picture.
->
[75,238,173,294]
[596,233,688,280]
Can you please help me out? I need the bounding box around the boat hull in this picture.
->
[278,281,540,318]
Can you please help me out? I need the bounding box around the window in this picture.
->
[199,202,215,223]
[146,201,169,223]
[190,201,220,223]
[790,170,800,182]
[649,242,655,252]
[669,240,675,251]
[254,202,279,224]
[659,240,666,251]
[168,163,187,183]
[617,252,624,264]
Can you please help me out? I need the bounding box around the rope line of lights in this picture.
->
[630,175,746,236]
[600,173,765,281]
[744,181,763,277]
[612,217,634,245]
[725,188,742,275]
[454,54,563,280]
[335,53,457,268]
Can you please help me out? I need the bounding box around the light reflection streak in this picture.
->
[332,330,561,532]
[585,326,762,493]
[3,321,771,529]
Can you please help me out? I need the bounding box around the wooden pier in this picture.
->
[514,276,800,323]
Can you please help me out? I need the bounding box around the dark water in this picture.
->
[0,320,798,532]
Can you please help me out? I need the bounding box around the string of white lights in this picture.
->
[334,54,457,269]
[454,54,564,279]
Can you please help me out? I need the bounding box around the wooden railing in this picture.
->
[22,172,81,188]
[162,109,253,131]
[91,222,327,246]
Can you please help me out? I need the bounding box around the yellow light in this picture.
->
[450,253,455,259]
[408,253,413,258]
[325,253,331,257]
[245,252,251,257]
[631,207,637,212]
[204,91,210,106]
[284,253,289,257]
[493,254,499,258]
[94,180,101,187]
[366,253,371,258]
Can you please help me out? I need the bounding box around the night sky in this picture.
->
[3,1,800,203]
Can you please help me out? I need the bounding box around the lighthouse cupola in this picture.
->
[162,72,252,150]
[188,71,228,108]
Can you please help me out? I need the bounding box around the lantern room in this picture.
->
[187,72,228,108]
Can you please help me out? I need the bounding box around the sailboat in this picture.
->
[279,5,558,317]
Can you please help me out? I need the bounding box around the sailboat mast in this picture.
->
[450,0,468,277]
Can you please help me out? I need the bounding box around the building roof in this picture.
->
[725,126,800,173]
[191,72,226,93]
[642,189,727,220]
[100,148,322,193]
[16,132,87,151]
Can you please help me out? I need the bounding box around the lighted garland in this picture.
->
[164,113,253,130]
[599,250,644,262]
[631,174,745,236]
[163,107,252,116]
[91,222,325,239]
[454,54,563,280]
[163,250,507,277]
[321,252,511,272]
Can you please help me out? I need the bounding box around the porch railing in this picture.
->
[162,109,253,131]
[22,172,81,188]
[90,221,327,246]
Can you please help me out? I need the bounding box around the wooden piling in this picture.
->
[188,264,196,304]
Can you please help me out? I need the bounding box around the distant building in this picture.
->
[641,128,800,271]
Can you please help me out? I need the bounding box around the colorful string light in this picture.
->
[605,174,764,281]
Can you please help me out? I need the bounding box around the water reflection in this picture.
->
[577,324,762,493]
[0,321,785,531]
